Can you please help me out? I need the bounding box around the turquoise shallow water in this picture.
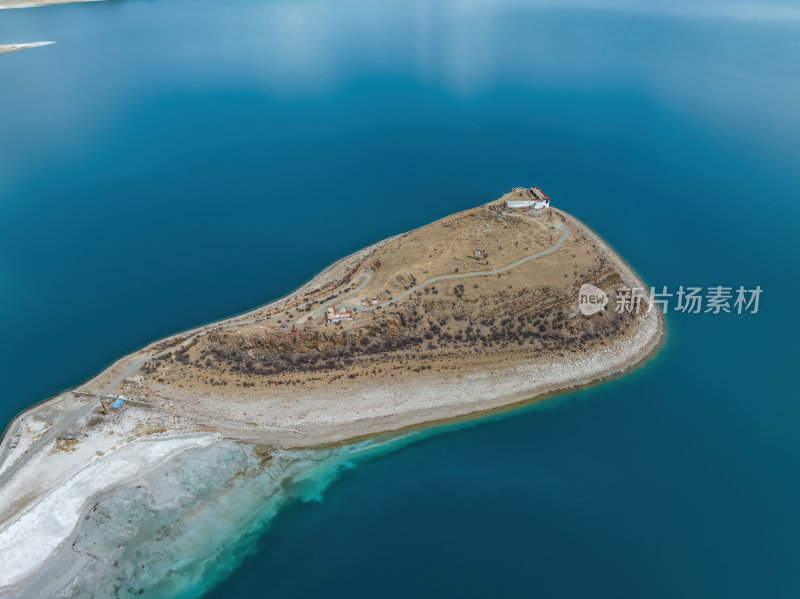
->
[2,0,800,597]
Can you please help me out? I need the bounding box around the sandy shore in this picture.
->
[0,433,219,590]
[259,309,662,448]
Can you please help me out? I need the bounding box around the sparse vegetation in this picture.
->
[137,203,636,395]
[53,436,80,453]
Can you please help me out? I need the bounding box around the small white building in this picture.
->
[530,186,551,209]
[325,305,353,322]
[507,199,535,209]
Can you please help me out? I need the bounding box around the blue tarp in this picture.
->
[110,399,124,409]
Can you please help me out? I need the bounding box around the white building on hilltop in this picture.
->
[506,186,551,210]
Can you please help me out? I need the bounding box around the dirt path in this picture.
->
[335,222,569,313]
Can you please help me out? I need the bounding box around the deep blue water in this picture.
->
[2,0,800,597]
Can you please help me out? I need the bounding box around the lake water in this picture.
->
[1,0,799,597]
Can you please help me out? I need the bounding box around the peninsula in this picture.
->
[0,191,664,596]
[0,41,54,54]
[0,0,95,8]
